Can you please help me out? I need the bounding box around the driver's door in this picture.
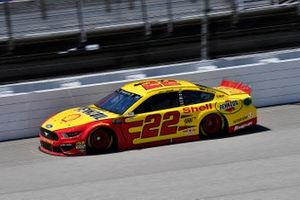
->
[124,91,187,145]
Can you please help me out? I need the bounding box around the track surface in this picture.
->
[0,104,300,200]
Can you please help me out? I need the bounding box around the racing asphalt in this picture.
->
[0,104,299,200]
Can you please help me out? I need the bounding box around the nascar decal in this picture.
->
[77,107,107,120]
[216,100,242,114]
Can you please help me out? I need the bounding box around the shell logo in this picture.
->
[62,114,81,122]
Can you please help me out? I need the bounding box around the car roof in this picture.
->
[121,79,200,96]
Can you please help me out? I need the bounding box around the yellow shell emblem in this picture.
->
[62,114,81,122]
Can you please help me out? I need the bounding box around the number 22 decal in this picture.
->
[141,111,180,138]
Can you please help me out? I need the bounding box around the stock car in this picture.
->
[39,79,257,156]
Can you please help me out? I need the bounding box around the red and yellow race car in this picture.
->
[39,79,257,156]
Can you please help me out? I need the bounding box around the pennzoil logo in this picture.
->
[216,100,242,114]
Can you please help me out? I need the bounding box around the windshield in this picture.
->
[95,89,141,114]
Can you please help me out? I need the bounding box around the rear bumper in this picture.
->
[229,117,257,133]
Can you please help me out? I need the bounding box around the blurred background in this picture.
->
[0,0,299,83]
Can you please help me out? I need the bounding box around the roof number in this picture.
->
[139,80,181,90]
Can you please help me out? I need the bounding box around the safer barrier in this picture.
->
[0,48,300,141]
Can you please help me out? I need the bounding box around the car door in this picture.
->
[123,91,188,145]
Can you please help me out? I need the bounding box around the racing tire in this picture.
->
[87,129,114,154]
[200,113,224,139]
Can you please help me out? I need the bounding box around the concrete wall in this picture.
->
[0,49,300,141]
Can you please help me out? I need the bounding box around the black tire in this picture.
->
[200,113,224,138]
[87,129,114,154]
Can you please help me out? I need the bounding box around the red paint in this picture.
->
[141,114,161,138]
[221,80,252,94]
[40,109,256,156]
[160,111,180,135]
[172,135,199,143]
[142,81,163,90]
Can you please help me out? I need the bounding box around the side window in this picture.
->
[182,90,214,106]
[134,92,179,114]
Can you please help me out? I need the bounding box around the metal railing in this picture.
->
[0,0,298,56]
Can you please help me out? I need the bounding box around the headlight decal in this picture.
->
[62,131,81,138]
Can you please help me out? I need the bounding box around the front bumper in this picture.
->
[39,134,86,156]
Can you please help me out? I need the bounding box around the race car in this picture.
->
[39,79,257,156]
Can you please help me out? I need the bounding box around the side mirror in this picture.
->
[126,112,135,117]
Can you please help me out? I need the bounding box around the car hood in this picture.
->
[41,105,119,131]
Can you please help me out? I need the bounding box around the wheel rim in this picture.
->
[202,114,222,137]
[90,130,112,150]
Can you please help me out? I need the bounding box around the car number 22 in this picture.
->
[141,111,180,138]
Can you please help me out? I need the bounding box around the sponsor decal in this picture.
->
[75,141,86,152]
[216,100,242,114]
[247,112,254,118]
[233,113,253,124]
[182,127,196,135]
[184,118,194,124]
[78,107,107,120]
[62,114,81,122]
[233,116,248,124]
[183,103,212,113]
[233,121,253,131]
[220,100,238,111]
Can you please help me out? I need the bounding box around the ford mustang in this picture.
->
[39,79,257,156]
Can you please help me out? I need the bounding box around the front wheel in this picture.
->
[200,113,224,138]
[87,129,114,154]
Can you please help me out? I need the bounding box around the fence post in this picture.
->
[40,0,47,19]
[141,0,151,35]
[76,0,87,45]
[298,0,300,15]
[232,0,239,24]
[201,0,209,60]
[4,0,14,52]
[129,0,134,10]
[105,0,111,12]
[166,0,173,33]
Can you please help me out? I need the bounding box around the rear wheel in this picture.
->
[200,113,224,138]
[87,129,114,154]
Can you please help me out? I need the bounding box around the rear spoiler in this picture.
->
[220,80,252,94]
